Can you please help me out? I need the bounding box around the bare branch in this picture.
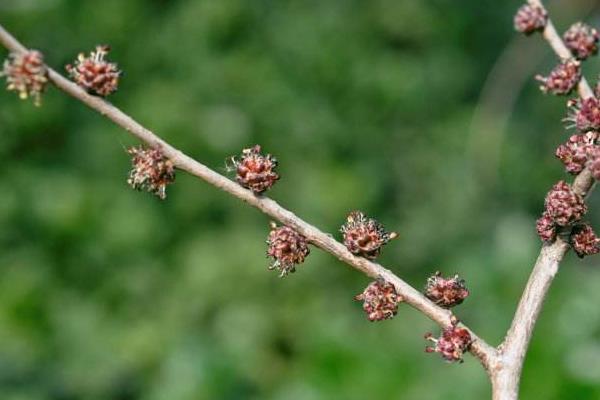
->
[0,24,498,370]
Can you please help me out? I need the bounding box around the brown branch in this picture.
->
[0,24,498,370]
[493,2,598,399]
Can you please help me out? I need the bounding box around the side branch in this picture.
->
[0,24,497,369]
[496,2,598,398]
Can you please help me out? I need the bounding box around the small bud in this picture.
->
[266,223,310,277]
[66,45,121,96]
[340,211,398,260]
[544,180,587,226]
[514,3,547,35]
[230,145,279,194]
[571,223,600,258]
[127,146,175,199]
[563,22,600,60]
[586,146,600,180]
[424,272,469,308]
[567,97,600,132]
[425,324,472,363]
[536,211,557,242]
[536,59,581,95]
[555,132,598,175]
[1,50,48,106]
[354,279,402,322]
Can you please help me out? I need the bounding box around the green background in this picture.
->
[1,1,599,399]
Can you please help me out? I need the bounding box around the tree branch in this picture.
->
[493,2,598,398]
[0,24,498,371]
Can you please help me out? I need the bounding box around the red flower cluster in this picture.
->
[536,59,581,95]
[514,4,547,35]
[66,45,121,97]
[568,97,600,132]
[1,50,48,106]
[535,181,587,243]
[571,224,600,258]
[564,22,600,60]
[544,180,587,227]
[425,324,473,363]
[231,145,280,194]
[127,146,175,199]
[424,272,469,308]
[266,224,310,277]
[555,132,598,175]
[340,211,397,260]
[536,211,556,243]
[354,279,402,322]
[586,146,600,180]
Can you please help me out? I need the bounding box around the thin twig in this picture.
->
[0,24,498,370]
[493,2,598,399]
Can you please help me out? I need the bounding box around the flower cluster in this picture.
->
[567,97,600,132]
[536,211,556,243]
[127,146,175,199]
[564,22,600,60]
[1,50,48,106]
[555,132,598,174]
[425,323,472,363]
[544,180,587,226]
[536,181,587,243]
[266,224,310,277]
[514,3,547,35]
[355,279,402,322]
[536,59,581,95]
[586,146,600,180]
[570,224,600,258]
[340,211,397,260]
[517,8,600,257]
[66,45,121,96]
[424,272,469,308]
[230,145,279,194]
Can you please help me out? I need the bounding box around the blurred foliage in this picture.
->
[1,0,600,399]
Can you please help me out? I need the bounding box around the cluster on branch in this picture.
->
[514,2,600,258]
